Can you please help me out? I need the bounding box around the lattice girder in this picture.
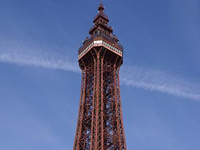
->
[73,47,127,150]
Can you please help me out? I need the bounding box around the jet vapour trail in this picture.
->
[120,65,200,102]
[0,39,80,73]
[0,51,79,73]
[0,39,200,102]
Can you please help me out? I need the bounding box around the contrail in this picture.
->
[0,39,80,73]
[0,39,200,102]
[0,52,79,73]
[120,65,200,101]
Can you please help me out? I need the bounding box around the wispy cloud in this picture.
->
[0,52,79,73]
[0,39,200,101]
[0,39,80,73]
[120,65,200,101]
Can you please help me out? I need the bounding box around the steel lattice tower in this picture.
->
[73,3,127,150]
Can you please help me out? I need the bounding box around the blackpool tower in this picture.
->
[73,3,127,150]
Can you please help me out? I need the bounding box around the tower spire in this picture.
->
[98,2,104,13]
[88,2,113,36]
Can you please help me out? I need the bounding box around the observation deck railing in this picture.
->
[78,33,123,53]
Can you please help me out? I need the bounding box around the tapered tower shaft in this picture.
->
[73,3,127,150]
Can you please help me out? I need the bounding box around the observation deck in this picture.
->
[78,33,123,59]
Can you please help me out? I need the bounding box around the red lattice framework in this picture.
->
[73,3,127,150]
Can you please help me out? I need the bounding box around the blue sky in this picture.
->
[0,0,200,150]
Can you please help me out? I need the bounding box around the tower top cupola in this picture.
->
[89,3,112,36]
[98,3,104,13]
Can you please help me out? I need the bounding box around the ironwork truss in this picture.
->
[73,48,127,150]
